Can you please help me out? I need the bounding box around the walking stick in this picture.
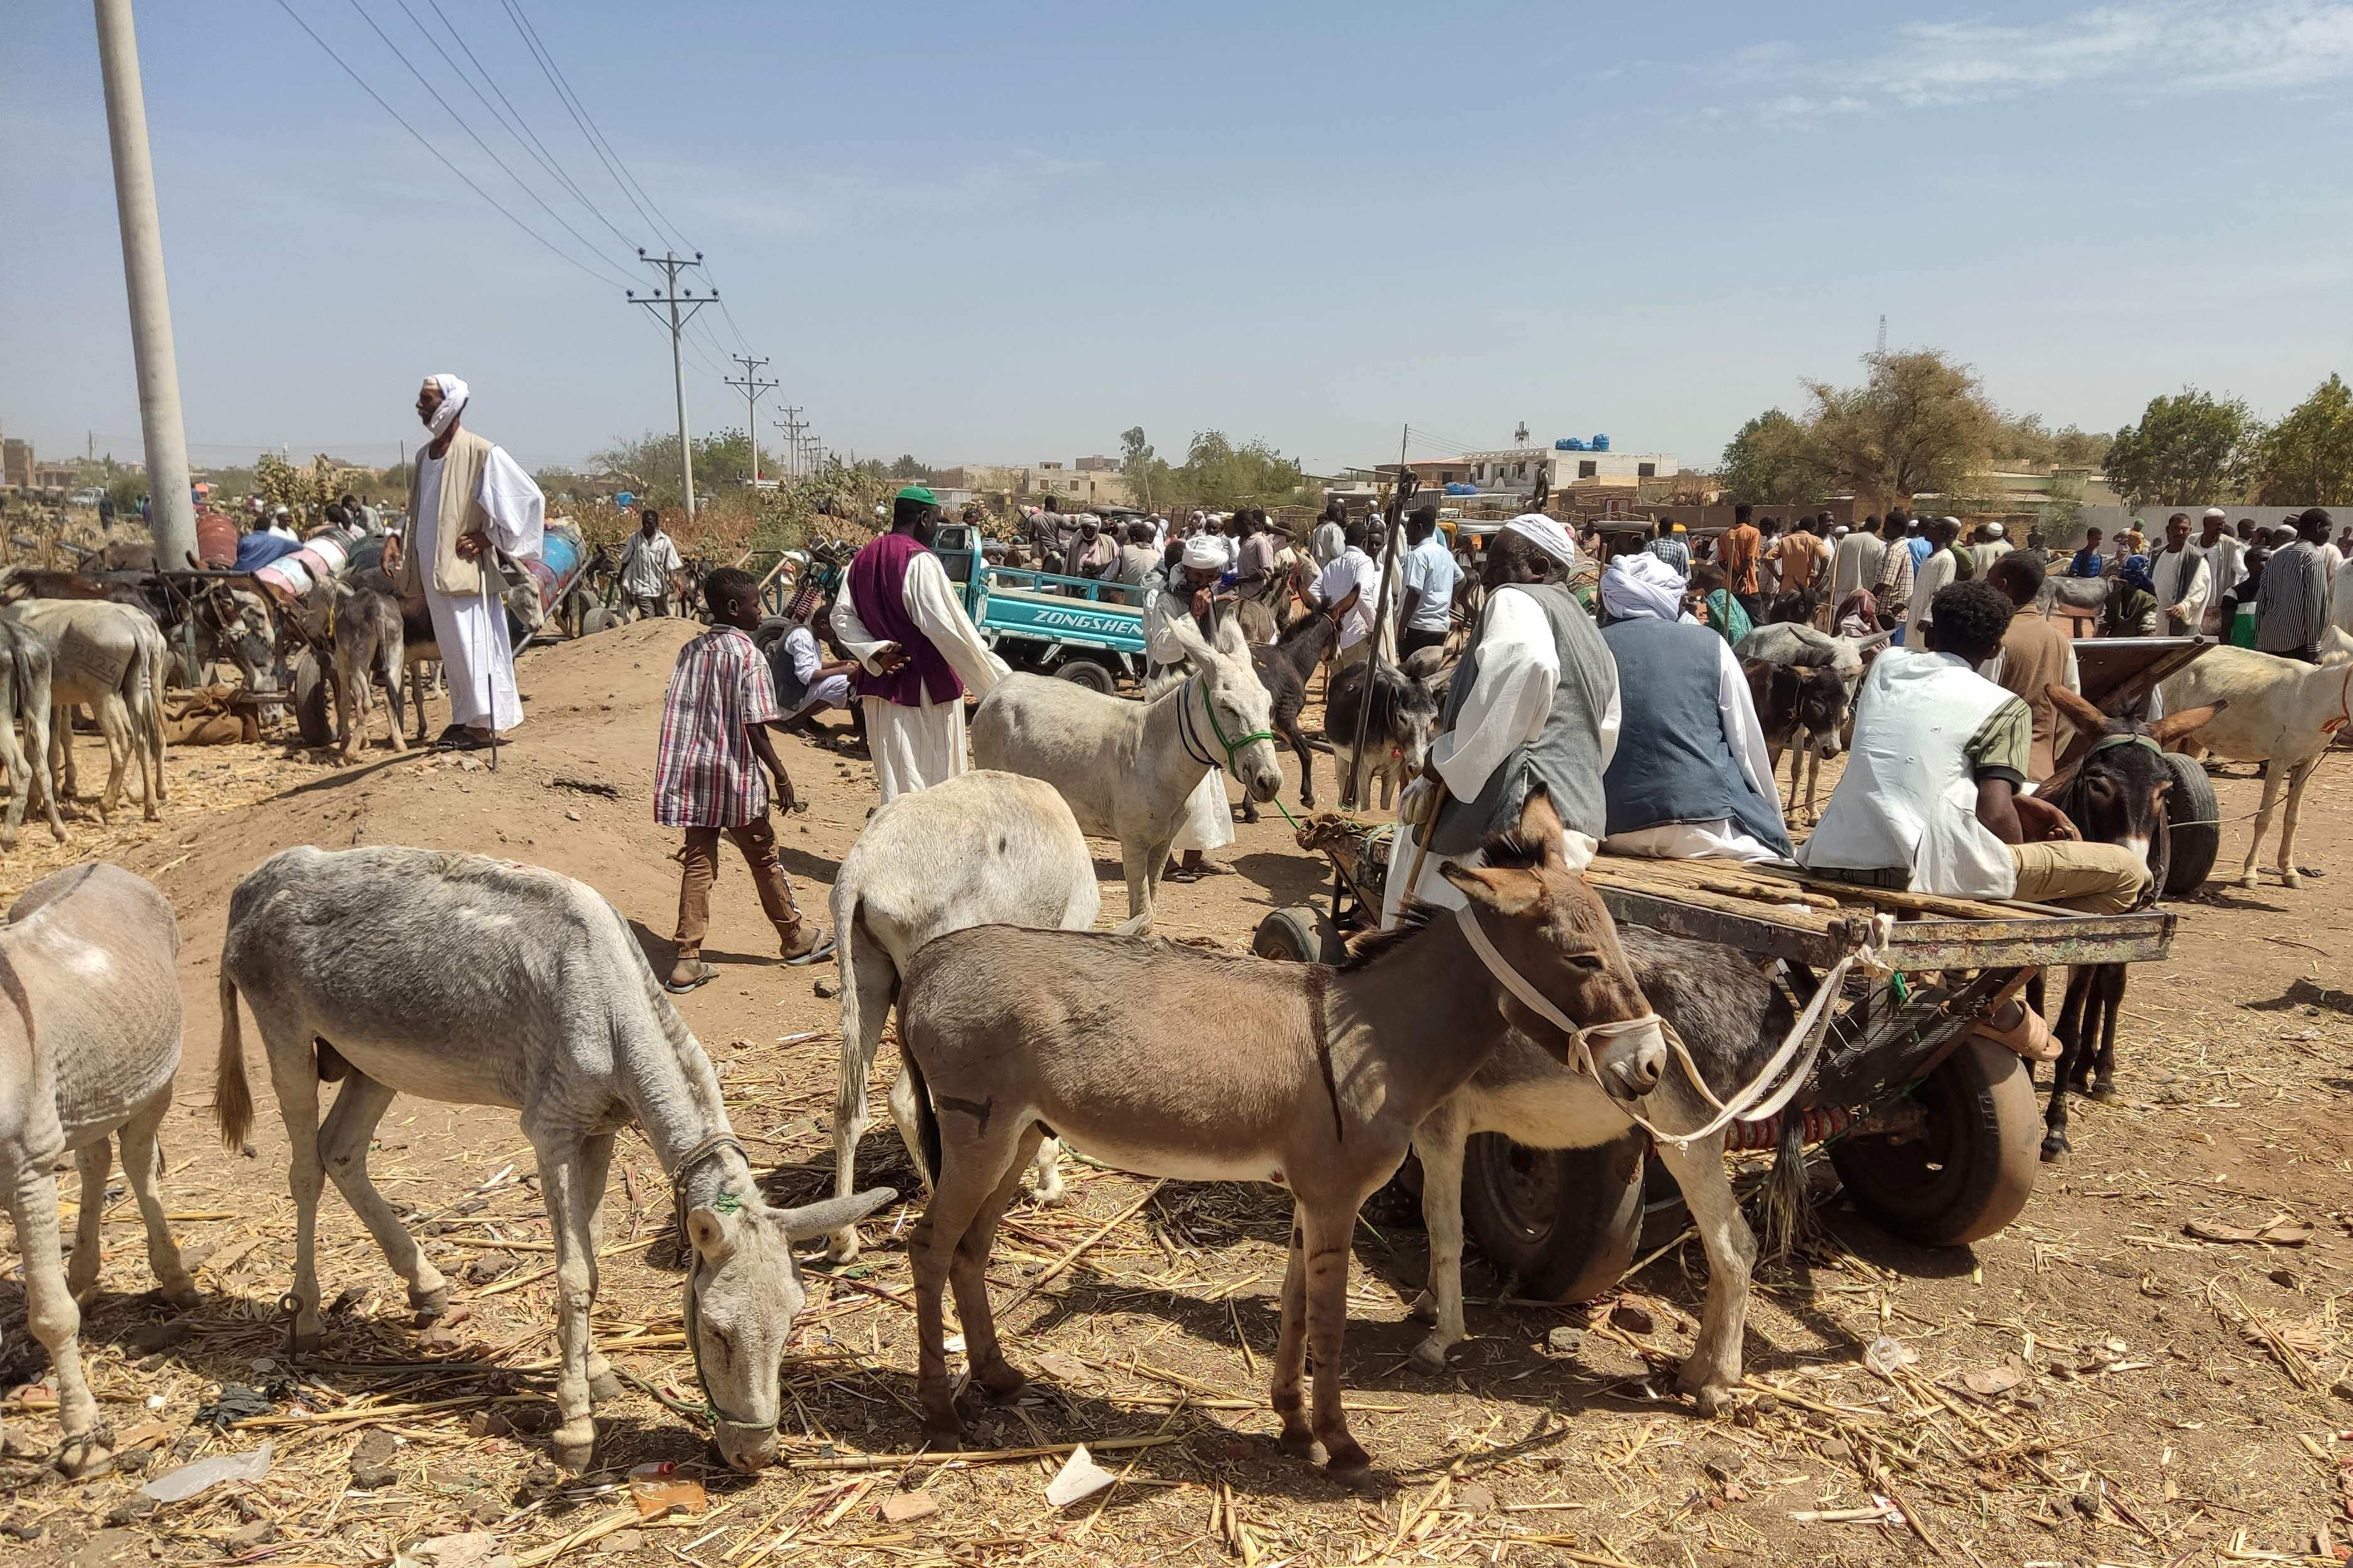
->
[1399,769,1446,914]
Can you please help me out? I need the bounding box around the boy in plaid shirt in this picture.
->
[655,567,832,991]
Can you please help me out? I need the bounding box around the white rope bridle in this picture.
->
[1454,905,1864,1148]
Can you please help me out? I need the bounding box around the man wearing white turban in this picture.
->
[1144,538,1240,878]
[391,375,544,749]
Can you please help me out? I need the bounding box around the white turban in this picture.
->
[1599,550,1686,622]
[1982,520,2005,539]
[1182,535,1228,571]
[426,373,469,439]
[1503,513,1578,566]
[2204,506,2227,520]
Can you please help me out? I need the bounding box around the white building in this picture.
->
[1464,447,1678,491]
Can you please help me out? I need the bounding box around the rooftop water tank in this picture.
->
[1555,437,1586,451]
[1592,434,1611,452]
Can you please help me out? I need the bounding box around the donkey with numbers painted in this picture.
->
[213,846,893,1473]
[894,789,1671,1483]
[971,609,1283,934]
[0,865,196,1478]
[825,769,1100,1262]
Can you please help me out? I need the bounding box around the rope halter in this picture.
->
[1176,673,1275,772]
[669,1133,775,1440]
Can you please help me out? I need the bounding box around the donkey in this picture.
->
[326,576,410,761]
[1738,621,1884,823]
[1325,656,1440,812]
[2,598,164,825]
[1240,611,1338,823]
[972,610,1283,934]
[893,790,1669,1481]
[0,865,196,1477]
[0,619,66,850]
[827,771,1101,1262]
[2037,686,2220,1159]
[1408,926,1790,1395]
[2160,648,2351,891]
[213,846,894,1473]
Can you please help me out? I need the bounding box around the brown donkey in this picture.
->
[894,789,1668,1482]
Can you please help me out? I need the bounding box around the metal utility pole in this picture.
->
[626,250,713,518]
[773,405,806,479]
[723,355,778,485]
[93,0,196,570]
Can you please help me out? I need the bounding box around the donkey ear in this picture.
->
[1440,861,1546,917]
[1515,786,1566,864]
[2148,700,2222,747]
[778,1187,898,1245]
[1213,611,1250,661]
[2046,683,2107,733]
[686,1206,738,1264]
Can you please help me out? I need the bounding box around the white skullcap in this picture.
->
[1182,535,1227,570]
[2203,506,2227,519]
[1983,520,2005,538]
[1502,513,1577,565]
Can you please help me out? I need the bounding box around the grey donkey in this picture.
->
[0,618,67,849]
[971,608,1283,934]
[213,846,894,1473]
[894,789,1671,1482]
[0,865,197,1477]
[3,598,166,825]
[827,770,1101,1262]
[1408,926,1794,1406]
[326,575,412,762]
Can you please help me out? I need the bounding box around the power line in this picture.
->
[271,0,629,291]
[723,355,779,483]
[629,252,717,517]
[338,0,636,288]
[497,0,695,256]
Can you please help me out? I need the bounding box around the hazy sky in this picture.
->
[8,1,2353,477]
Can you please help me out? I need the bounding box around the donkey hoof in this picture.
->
[56,1435,114,1480]
[587,1368,624,1404]
[2282,872,2303,890]
[410,1283,451,1322]
[1323,1443,1376,1488]
[918,1416,965,1450]
[157,1281,201,1311]
[2040,1133,2071,1163]
[1681,1379,1734,1419]
[975,1363,1027,1402]
[1277,1426,1317,1459]
[549,1418,597,1473]
[1409,1337,1450,1377]
[825,1230,863,1265]
[2088,1077,2118,1102]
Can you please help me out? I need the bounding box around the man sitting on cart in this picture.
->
[1799,580,2148,914]
[1381,515,1616,926]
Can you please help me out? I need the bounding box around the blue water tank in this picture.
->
[1444,482,1479,496]
[1556,437,1586,451]
[1592,434,1611,452]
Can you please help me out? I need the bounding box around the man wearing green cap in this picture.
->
[831,486,1007,801]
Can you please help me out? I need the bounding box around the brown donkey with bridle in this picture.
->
[892,789,1671,1483]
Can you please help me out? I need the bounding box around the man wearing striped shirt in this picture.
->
[2257,509,2335,663]
[655,567,832,992]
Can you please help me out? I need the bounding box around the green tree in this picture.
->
[2249,373,2353,505]
[887,453,937,481]
[1716,408,1817,505]
[1160,431,1310,511]
[1119,425,1172,511]
[1995,413,2111,471]
[2103,388,2259,507]
[1802,349,2001,509]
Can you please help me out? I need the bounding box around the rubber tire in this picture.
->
[2158,749,2220,896]
[1828,1038,2039,1248]
[580,606,623,637]
[291,650,335,749]
[1252,905,1343,965]
[1460,1130,1647,1303]
[1054,658,1118,694]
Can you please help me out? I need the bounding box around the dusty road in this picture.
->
[4,616,2353,1567]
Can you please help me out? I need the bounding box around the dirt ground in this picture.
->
[5,617,2353,1568]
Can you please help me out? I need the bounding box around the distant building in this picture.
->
[1,436,32,490]
[951,460,1135,510]
[1071,454,1120,473]
[1375,444,1679,505]
[32,462,77,491]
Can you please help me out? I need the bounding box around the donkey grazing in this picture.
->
[2037,686,2219,1159]
[214,846,893,1472]
[972,610,1282,935]
[0,865,195,1477]
[1240,611,1338,823]
[1325,655,1440,812]
[894,791,1668,1481]
[1409,925,1791,1404]
[827,771,1100,1262]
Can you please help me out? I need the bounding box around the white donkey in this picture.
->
[215,846,893,1473]
[0,619,66,850]
[826,769,1101,1261]
[2162,643,2353,890]
[0,865,196,1477]
[971,611,1283,934]
[1,599,165,825]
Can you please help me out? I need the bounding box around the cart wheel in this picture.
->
[1054,658,1117,694]
[580,606,622,636]
[291,650,334,749]
[1828,1038,2039,1248]
[1252,905,1343,965]
[2157,750,2219,895]
[1460,1130,1646,1303]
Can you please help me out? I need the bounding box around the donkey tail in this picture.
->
[214,967,254,1151]
[898,1033,941,1195]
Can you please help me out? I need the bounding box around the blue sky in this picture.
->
[8,1,2353,477]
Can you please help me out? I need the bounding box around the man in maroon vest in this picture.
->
[830,486,1006,801]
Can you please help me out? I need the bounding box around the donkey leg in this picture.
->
[67,1140,110,1305]
[952,1126,1045,1400]
[909,1126,1023,1441]
[530,1134,603,1471]
[1408,1104,1470,1374]
[2239,765,2285,888]
[2089,968,2126,1101]
[119,1088,198,1308]
[2043,968,2093,1160]
[1268,1207,1313,1455]
[260,1026,330,1347]
[21,701,64,843]
[382,643,409,754]
[0,707,33,851]
[1112,838,1162,937]
[578,1131,621,1402]
[1026,1136,1066,1208]
[1655,1133,1754,1412]
[1300,1205,1372,1480]
[317,1072,448,1319]
[2276,755,2320,889]
[10,1160,109,1476]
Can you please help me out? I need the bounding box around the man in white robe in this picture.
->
[390,374,543,749]
[1145,535,1238,878]
[830,486,1006,801]
[1382,515,1620,925]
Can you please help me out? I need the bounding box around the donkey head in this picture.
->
[2047,685,2220,867]
[1442,789,1666,1101]
[1379,665,1441,777]
[683,1185,896,1471]
[1164,609,1285,803]
[204,585,280,683]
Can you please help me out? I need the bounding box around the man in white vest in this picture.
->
[390,374,544,751]
[1801,580,2148,912]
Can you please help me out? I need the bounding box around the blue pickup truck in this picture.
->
[931,523,1149,691]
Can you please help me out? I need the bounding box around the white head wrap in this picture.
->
[1182,535,1227,571]
[1599,550,1686,622]
[1502,513,1578,566]
[2204,506,2227,520]
[425,373,469,439]
[1983,520,2005,539]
